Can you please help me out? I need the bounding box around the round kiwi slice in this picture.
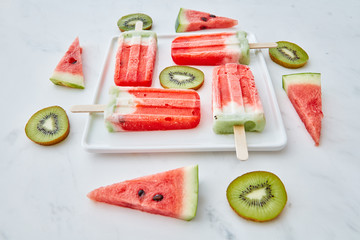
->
[25,106,70,146]
[159,66,204,90]
[269,41,309,68]
[226,171,287,222]
[117,13,153,32]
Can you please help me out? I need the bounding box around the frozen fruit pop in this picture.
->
[70,87,201,131]
[171,31,276,66]
[105,86,201,131]
[114,21,157,87]
[212,63,265,134]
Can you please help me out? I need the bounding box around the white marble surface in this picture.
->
[1,0,359,239]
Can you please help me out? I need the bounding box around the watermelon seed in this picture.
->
[69,57,77,64]
[200,26,207,30]
[209,14,216,18]
[152,194,163,201]
[201,17,208,22]
[138,189,145,197]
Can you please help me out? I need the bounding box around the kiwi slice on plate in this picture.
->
[226,171,287,222]
[25,106,70,146]
[269,41,309,68]
[159,66,204,90]
[117,13,153,32]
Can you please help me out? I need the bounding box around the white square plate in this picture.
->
[81,32,287,153]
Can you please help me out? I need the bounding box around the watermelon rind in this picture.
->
[180,165,199,221]
[282,72,321,93]
[50,71,85,89]
[175,8,188,33]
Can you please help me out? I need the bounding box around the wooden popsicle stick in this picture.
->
[249,42,277,49]
[233,125,248,161]
[135,21,143,31]
[70,104,106,113]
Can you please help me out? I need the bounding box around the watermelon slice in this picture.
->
[282,73,323,146]
[50,37,85,89]
[88,165,199,221]
[175,8,238,33]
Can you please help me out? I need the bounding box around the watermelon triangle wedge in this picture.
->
[50,37,85,89]
[88,165,199,221]
[283,73,323,146]
[175,8,238,32]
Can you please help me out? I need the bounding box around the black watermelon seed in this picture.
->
[209,14,216,18]
[152,194,163,201]
[201,17,208,22]
[138,189,145,197]
[69,57,77,64]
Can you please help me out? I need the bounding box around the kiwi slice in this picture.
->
[269,41,309,68]
[226,171,287,222]
[159,66,204,90]
[25,106,70,146]
[117,13,153,32]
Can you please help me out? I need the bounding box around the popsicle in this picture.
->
[171,31,276,66]
[71,86,201,132]
[212,63,266,160]
[114,21,157,87]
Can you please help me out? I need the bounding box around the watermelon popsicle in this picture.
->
[171,31,276,66]
[104,86,201,131]
[114,21,157,87]
[212,63,266,160]
[70,86,201,132]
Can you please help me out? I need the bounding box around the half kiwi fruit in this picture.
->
[117,13,153,32]
[269,41,309,68]
[159,66,204,90]
[25,106,70,146]
[226,171,287,222]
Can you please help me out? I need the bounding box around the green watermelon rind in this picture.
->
[50,71,85,89]
[175,8,188,33]
[180,165,199,221]
[282,73,321,94]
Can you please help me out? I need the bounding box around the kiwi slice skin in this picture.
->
[269,41,309,68]
[117,13,153,32]
[226,171,287,222]
[25,106,70,146]
[159,66,204,90]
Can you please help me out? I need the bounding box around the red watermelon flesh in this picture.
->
[175,8,238,33]
[283,73,323,146]
[50,37,85,89]
[87,165,199,221]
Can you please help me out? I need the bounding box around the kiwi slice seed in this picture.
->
[226,171,287,222]
[269,41,309,68]
[117,13,153,32]
[25,106,70,146]
[159,66,204,90]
